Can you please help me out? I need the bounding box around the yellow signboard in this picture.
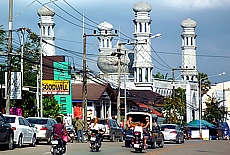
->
[42,80,70,95]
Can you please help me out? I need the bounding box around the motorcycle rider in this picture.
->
[133,121,148,149]
[53,117,66,151]
[91,117,103,145]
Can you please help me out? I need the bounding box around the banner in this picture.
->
[42,80,70,95]
[5,72,22,99]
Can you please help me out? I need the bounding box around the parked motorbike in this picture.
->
[66,126,75,143]
[89,129,103,152]
[132,131,144,153]
[50,133,66,155]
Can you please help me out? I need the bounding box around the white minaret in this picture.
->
[97,21,114,52]
[132,1,153,83]
[37,6,56,56]
[180,18,198,81]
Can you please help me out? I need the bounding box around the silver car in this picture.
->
[160,124,185,144]
[26,117,57,144]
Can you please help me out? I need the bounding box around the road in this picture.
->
[0,140,230,155]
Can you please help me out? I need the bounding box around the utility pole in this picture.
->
[82,33,87,128]
[6,0,13,114]
[17,27,31,87]
[111,44,123,125]
[82,31,117,127]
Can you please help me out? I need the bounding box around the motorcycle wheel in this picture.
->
[135,148,142,153]
[91,144,95,152]
[52,147,58,155]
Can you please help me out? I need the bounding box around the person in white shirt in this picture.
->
[90,117,103,145]
[133,121,147,149]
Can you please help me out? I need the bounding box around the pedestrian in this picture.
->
[75,116,85,143]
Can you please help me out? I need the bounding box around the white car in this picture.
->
[160,124,185,144]
[26,117,57,144]
[3,114,36,147]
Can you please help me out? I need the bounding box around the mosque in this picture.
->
[37,1,200,123]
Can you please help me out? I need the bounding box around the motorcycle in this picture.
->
[89,129,103,152]
[132,131,144,153]
[66,126,75,143]
[50,133,66,155]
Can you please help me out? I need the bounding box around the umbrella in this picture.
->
[187,120,217,129]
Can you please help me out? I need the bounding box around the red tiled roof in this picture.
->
[135,101,163,117]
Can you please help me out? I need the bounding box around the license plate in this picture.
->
[51,140,58,145]
[134,144,140,148]
[90,137,96,141]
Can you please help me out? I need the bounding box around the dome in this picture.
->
[97,42,131,74]
[37,6,55,17]
[133,1,152,12]
[181,18,197,28]
[98,21,113,31]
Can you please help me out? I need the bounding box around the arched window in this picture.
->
[48,26,50,36]
[102,39,105,47]
[107,39,109,47]
[139,68,142,82]
[139,23,142,32]
[145,69,148,82]
[43,26,45,36]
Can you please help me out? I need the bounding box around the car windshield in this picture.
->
[27,118,48,124]
[4,116,16,123]
[161,125,176,130]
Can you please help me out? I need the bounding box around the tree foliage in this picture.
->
[0,26,61,117]
[163,87,186,124]
[198,72,211,97]
[42,96,61,118]
[203,95,227,126]
[153,71,168,79]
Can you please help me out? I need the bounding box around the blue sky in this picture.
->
[0,0,229,84]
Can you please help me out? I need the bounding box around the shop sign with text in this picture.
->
[42,80,70,95]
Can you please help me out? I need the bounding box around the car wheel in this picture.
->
[8,133,14,150]
[110,133,115,142]
[182,136,185,143]
[18,135,23,148]
[29,135,36,147]
[151,141,156,149]
[176,137,181,144]
[158,139,164,148]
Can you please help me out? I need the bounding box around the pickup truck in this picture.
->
[124,112,164,149]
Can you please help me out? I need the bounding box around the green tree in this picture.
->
[42,96,61,118]
[163,87,186,124]
[153,71,168,79]
[198,72,211,97]
[203,95,227,126]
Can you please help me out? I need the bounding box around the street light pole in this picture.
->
[199,72,225,139]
